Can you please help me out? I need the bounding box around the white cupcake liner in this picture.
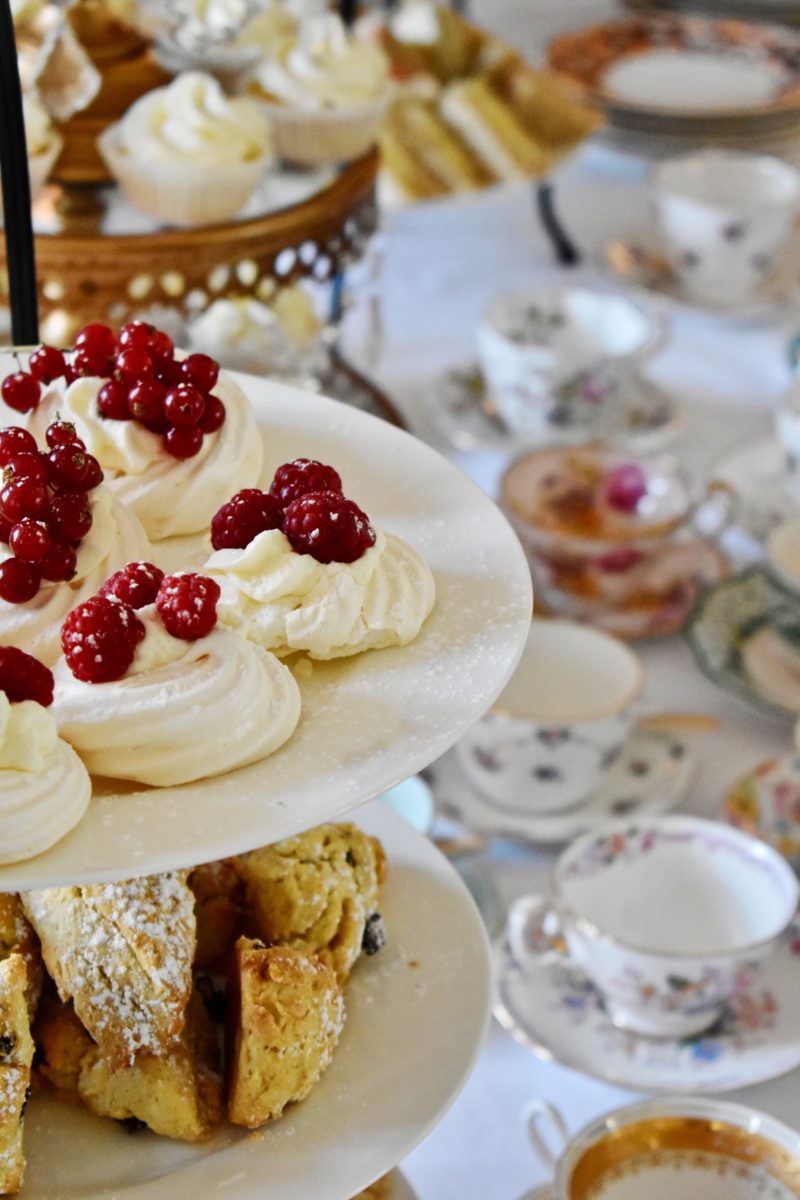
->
[258,94,389,167]
[98,126,271,228]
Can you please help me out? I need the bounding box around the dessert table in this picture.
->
[340,1,800,1195]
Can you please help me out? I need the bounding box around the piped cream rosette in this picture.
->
[53,607,301,785]
[27,367,263,542]
[0,692,90,864]
[0,487,150,666]
[205,526,435,659]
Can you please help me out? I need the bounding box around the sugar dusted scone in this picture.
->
[18,323,263,542]
[21,871,196,1068]
[0,648,91,866]
[53,565,300,786]
[0,896,41,1018]
[0,955,35,1195]
[235,822,386,983]
[226,939,344,1128]
[205,458,435,660]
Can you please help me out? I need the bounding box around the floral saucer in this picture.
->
[422,364,682,456]
[685,566,800,721]
[711,436,797,548]
[493,922,800,1094]
[427,726,694,846]
[724,753,800,871]
[602,236,800,322]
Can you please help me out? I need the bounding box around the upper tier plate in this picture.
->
[20,801,491,1200]
[0,373,532,891]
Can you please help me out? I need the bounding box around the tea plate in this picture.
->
[427,726,695,846]
[420,364,682,456]
[494,923,800,1094]
[602,237,800,321]
[685,566,800,720]
[711,437,796,546]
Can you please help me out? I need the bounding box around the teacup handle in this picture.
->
[508,894,567,969]
[524,1098,571,1173]
[693,479,737,541]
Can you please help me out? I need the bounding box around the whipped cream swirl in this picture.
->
[0,487,151,666]
[27,365,263,541]
[257,14,389,109]
[53,608,301,785]
[0,694,91,864]
[205,527,435,659]
[112,71,271,164]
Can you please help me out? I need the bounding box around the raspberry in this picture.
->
[156,573,220,640]
[0,646,53,706]
[283,491,375,564]
[98,561,164,610]
[604,463,648,514]
[61,596,145,683]
[210,489,283,550]
[269,459,343,507]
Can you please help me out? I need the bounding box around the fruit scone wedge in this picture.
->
[2,321,262,542]
[0,420,151,666]
[52,563,301,785]
[205,457,436,659]
[0,647,90,865]
[0,954,34,1195]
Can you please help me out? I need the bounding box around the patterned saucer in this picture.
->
[494,923,800,1094]
[428,726,694,846]
[711,436,796,547]
[685,566,800,721]
[422,364,682,456]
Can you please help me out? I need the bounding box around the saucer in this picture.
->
[711,436,796,546]
[428,726,694,845]
[685,565,800,721]
[724,753,800,871]
[602,237,800,321]
[424,364,682,455]
[494,922,800,1094]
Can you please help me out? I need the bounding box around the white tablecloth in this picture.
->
[343,3,800,1196]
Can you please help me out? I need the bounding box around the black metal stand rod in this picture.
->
[0,0,39,345]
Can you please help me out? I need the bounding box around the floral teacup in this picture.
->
[653,150,800,306]
[509,814,799,1038]
[456,619,644,816]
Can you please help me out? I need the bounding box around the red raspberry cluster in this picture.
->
[1,321,225,462]
[210,458,375,565]
[61,563,221,683]
[0,645,54,707]
[0,421,104,605]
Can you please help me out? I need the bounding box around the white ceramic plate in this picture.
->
[494,925,800,1094]
[19,801,490,1200]
[0,375,532,891]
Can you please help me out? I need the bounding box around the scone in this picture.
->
[21,871,196,1068]
[189,859,246,973]
[235,822,387,983]
[0,895,41,1018]
[32,988,92,1101]
[206,459,435,661]
[53,567,301,786]
[0,955,34,1195]
[226,939,344,1128]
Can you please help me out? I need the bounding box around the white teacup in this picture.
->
[509,814,798,1038]
[653,150,800,306]
[476,286,665,440]
[524,1096,800,1200]
[456,620,644,816]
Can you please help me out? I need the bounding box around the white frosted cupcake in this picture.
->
[187,290,323,377]
[0,648,90,864]
[98,71,273,226]
[248,14,391,165]
[22,93,62,204]
[54,569,301,785]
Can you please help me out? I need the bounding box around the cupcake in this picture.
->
[0,647,91,865]
[98,71,273,226]
[204,458,435,659]
[247,13,391,165]
[187,289,324,377]
[12,94,62,212]
[152,0,299,85]
[54,567,301,786]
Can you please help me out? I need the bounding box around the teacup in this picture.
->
[456,619,644,816]
[524,1096,800,1200]
[476,285,666,441]
[500,444,732,637]
[508,814,798,1038]
[653,150,800,306]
